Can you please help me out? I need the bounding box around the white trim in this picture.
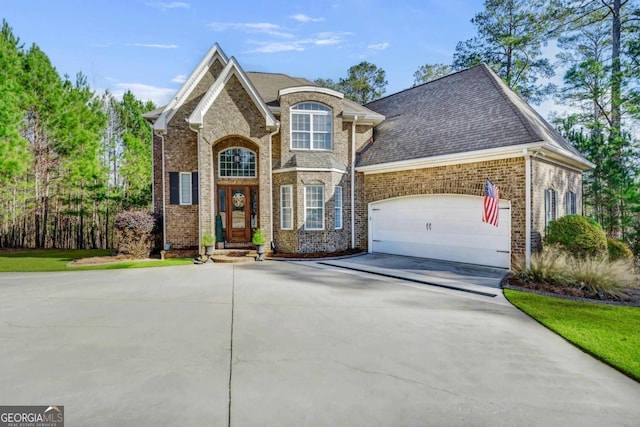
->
[356,141,593,175]
[179,172,192,205]
[334,186,343,230]
[350,118,358,248]
[154,44,229,131]
[290,102,332,151]
[218,147,257,179]
[357,143,545,175]
[524,148,531,269]
[342,111,385,125]
[268,122,280,243]
[273,167,347,174]
[304,185,325,231]
[279,86,344,99]
[188,57,277,128]
[280,185,293,230]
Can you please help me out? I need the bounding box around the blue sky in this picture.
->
[3,0,561,116]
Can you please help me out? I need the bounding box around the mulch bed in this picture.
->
[504,273,640,306]
[68,255,160,266]
[268,248,364,259]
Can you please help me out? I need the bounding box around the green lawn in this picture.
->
[504,289,640,382]
[0,249,192,272]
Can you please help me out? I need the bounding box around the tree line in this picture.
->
[0,20,154,249]
[316,0,640,252]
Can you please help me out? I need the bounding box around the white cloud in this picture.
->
[129,43,179,49]
[208,22,292,38]
[171,74,187,83]
[290,14,324,23]
[113,83,175,105]
[245,41,305,54]
[146,2,190,10]
[368,42,390,51]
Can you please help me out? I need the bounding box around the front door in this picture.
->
[218,186,258,243]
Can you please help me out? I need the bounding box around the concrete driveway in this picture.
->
[0,262,638,426]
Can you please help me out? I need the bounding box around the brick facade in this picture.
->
[360,158,527,266]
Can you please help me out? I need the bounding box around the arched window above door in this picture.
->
[219,147,257,178]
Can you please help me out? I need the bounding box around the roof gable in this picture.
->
[360,64,591,170]
[153,44,229,131]
[188,57,277,128]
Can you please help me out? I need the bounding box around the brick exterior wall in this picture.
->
[153,59,224,249]
[360,158,527,266]
[531,158,583,251]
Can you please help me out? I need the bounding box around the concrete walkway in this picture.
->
[0,262,638,426]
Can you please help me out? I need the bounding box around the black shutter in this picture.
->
[169,172,179,205]
[191,172,199,205]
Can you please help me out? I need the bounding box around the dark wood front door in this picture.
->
[218,186,258,243]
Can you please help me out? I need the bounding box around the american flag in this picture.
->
[482,178,499,227]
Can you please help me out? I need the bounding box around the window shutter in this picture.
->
[191,172,199,205]
[169,172,179,205]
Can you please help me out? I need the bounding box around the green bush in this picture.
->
[544,215,607,258]
[607,238,634,261]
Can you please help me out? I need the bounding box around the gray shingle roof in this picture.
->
[359,63,586,167]
[273,152,347,171]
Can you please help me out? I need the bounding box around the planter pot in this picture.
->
[205,245,214,256]
[255,244,265,261]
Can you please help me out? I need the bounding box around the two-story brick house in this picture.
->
[144,44,593,269]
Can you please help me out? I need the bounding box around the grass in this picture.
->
[0,249,192,272]
[505,288,640,382]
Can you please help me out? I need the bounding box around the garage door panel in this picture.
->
[369,195,510,268]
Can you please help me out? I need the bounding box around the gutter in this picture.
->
[268,122,281,244]
[524,148,531,269]
[153,130,168,251]
[351,116,361,249]
[188,122,203,254]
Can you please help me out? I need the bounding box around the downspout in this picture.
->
[154,130,167,251]
[268,122,281,245]
[188,122,203,254]
[351,116,360,249]
[524,148,531,269]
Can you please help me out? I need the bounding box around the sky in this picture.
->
[1,0,562,117]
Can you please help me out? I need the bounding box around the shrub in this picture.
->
[565,256,636,298]
[252,228,266,245]
[607,238,634,261]
[514,246,570,285]
[514,246,637,298]
[544,215,607,258]
[115,210,156,258]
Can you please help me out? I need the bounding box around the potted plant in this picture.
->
[252,228,266,261]
[215,214,224,249]
[202,230,215,255]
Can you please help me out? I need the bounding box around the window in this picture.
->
[169,172,198,205]
[280,186,293,230]
[334,186,343,230]
[180,172,192,205]
[291,102,332,150]
[545,189,557,225]
[566,191,577,215]
[219,148,256,178]
[304,185,324,230]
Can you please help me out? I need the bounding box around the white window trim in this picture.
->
[566,191,577,215]
[218,147,257,179]
[290,102,332,151]
[545,189,557,225]
[334,186,343,230]
[179,172,192,205]
[280,185,293,230]
[304,185,325,231]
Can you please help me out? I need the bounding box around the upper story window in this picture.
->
[219,148,256,178]
[291,102,332,150]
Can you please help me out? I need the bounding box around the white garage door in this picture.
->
[369,195,511,268]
